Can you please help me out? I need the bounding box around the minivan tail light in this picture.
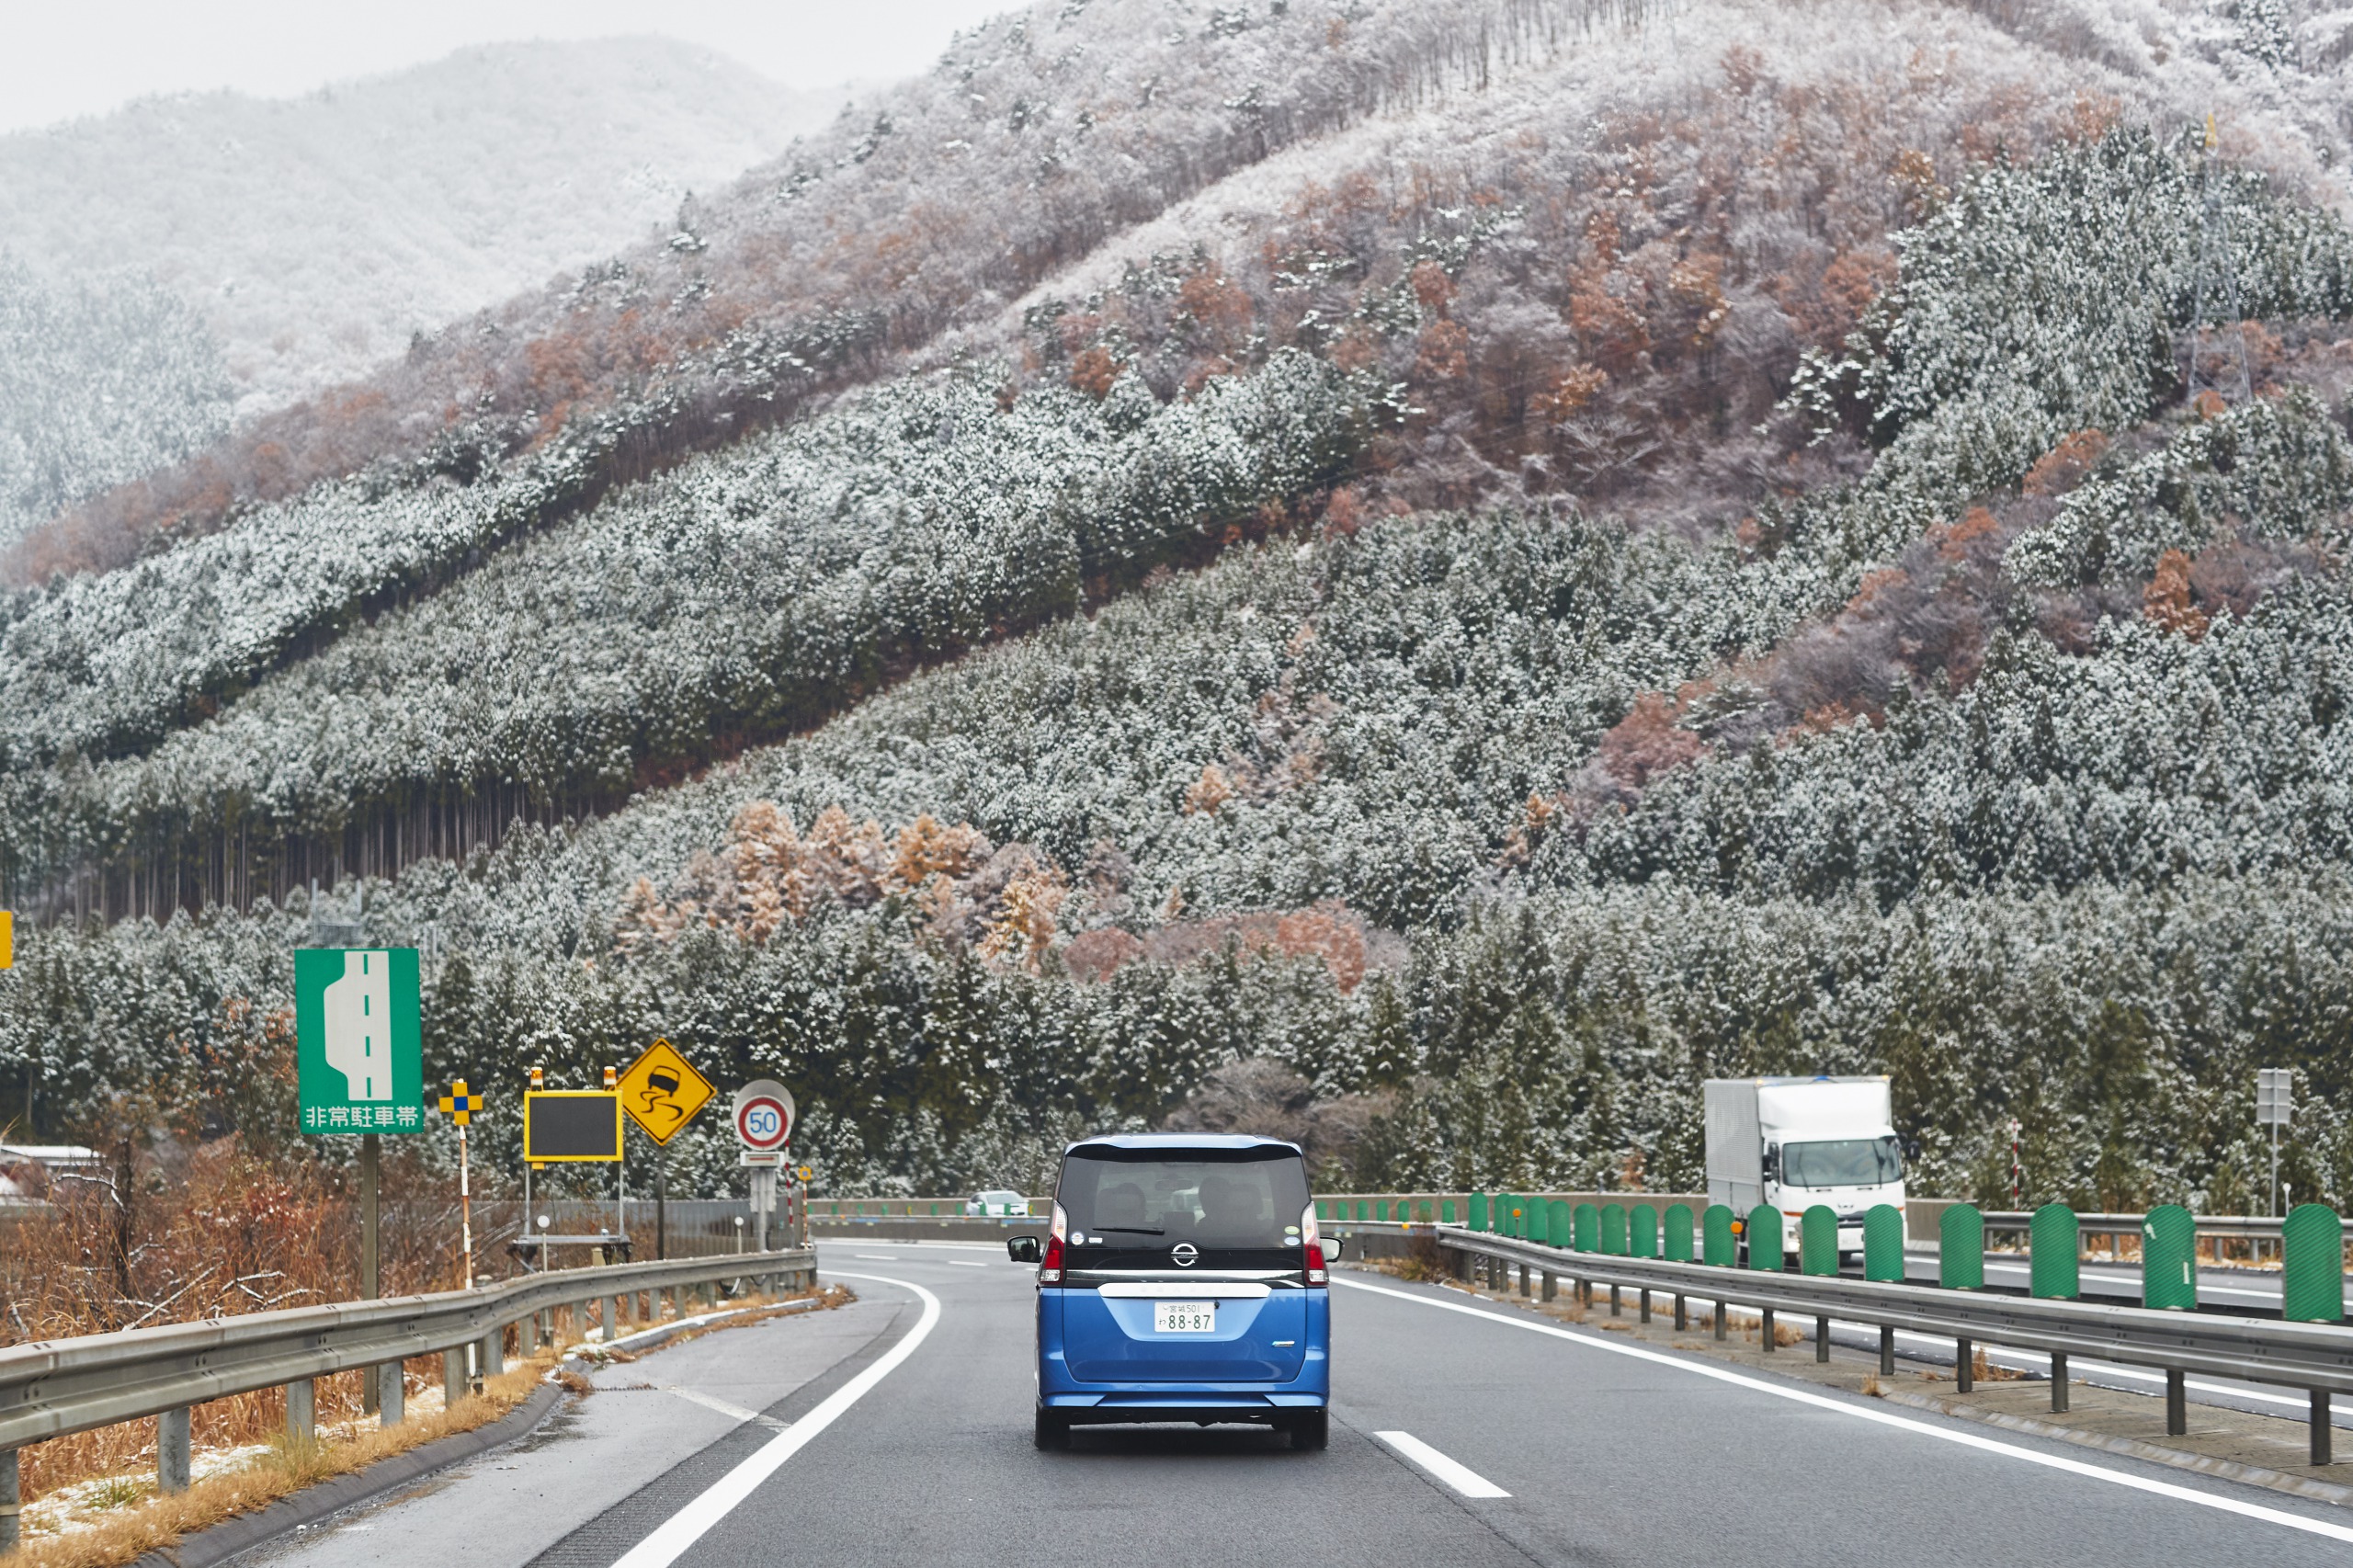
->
[1302,1202,1328,1285]
[1040,1201,1069,1283]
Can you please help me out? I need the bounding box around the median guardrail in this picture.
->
[1338,1204,2352,1467]
[0,1247,814,1550]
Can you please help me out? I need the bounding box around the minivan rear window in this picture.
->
[1059,1145,1308,1249]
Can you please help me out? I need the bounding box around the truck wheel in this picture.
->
[1034,1407,1070,1450]
[1289,1409,1329,1450]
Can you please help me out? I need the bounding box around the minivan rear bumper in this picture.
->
[1038,1286,1329,1423]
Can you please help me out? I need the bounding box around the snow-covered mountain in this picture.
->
[0,37,849,420]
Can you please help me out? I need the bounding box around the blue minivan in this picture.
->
[1007,1133,1331,1449]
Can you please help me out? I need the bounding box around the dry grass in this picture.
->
[0,1355,555,1568]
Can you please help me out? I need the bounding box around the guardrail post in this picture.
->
[2030,1204,2079,1301]
[1631,1203,1658,1259]
[2165,1369,2186,1436]
[444,1347,468,1407]
[1814,1313,1829,1363]
[518,1310,540,1355]
[1541,1270,1557,1302]
[2283,1204,2343,1463]
[1879,1326,1894,1378]
[381,1359,405,1426]
[1639,1288,1651,1324]
[1957,1337,1973,1393]
[483,1323,506,1379]
[1800,1205,1838,1276]
[2143,1204,2196,1311]
[158,1405,192,1492]
[1,1446,17,1554]
[1518,1262,1531,1298]
[1608,1282,1620,1317]
[1863,1204,1905,1282]
[1939,1204,1984,1291]
[287,1377,316,1442]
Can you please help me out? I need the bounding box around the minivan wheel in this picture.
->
[1034,1407,1070,1450]
[1289,1408,1329,1451]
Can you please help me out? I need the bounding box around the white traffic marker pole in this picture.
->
[459,1123,473,1289]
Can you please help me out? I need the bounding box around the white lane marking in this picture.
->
[946,1260,988,1267]
[659,1387,782,1427]
[1374,1430,1510,1497]
[854,1253,899,1260]
[1334,1278,2353,1544]
[609,1274,942,1568]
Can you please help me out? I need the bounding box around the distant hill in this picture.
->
[0,37,848,421]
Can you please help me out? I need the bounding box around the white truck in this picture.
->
[1703,1076,1906,1264]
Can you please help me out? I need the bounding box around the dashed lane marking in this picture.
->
[1334,1276,2353,1545]
[1374,1430,1510,1497]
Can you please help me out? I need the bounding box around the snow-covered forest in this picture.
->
[6,0,2353,1223]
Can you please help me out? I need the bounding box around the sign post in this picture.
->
[294,948,424,1410]
[619,1040,714,1261]
[733,1080,794,1254]
[2258,1068,2294,1224]
[436,1081,482,1286]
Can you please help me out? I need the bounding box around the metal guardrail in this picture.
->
[1343,1221,2352,1463]
[0,1247,814,1548]
[1972,1209,2285,1243]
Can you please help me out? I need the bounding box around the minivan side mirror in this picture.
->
[1007,1235,1042,1264]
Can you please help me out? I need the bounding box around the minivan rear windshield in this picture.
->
[1059,1146,1308,1248]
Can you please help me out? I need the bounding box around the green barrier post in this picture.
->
[1469,1192,1489,1232]
[2283,1204,2343,1323]
[1701,1204,1734,1267]
[1800,1205,1839,1276]
[1939,1204,1984,1290]
[1574,1202,1599,1252]
[2142,1204,2196,1312]
[1602,1204,1628,1256]
[1862,1204,1905,1282]
[2029,1203,2079,1299]
[2284,1204,2347,1464]
[1441,1199,1456,1224]
[1527,1196,1549,1244]
[1631,1203,1658,1259]
[1665,1203,1695,1262]
[1549,1199,1572,1247]
[1747,1206,1784,1271]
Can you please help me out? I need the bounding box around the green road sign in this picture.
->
[294,949,423,1135]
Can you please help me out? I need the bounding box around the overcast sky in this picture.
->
[0,0,1015,134]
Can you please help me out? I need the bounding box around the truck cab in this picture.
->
[1704,1076,1905,1264]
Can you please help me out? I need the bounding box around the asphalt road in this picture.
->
[257,1239,2353,1567]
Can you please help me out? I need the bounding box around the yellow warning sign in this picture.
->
[617,1039,713,1145]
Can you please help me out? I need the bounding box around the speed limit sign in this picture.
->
[733,1078,794,1153]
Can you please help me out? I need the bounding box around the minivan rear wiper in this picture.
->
[1093,1225,1165,1235]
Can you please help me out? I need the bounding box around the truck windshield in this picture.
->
[1780,1136,1902,1188]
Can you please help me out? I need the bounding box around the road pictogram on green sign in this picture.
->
[294,949,424,1134]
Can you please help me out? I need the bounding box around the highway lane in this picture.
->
[252,1240,2353,1566]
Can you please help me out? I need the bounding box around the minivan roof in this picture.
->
[1065,1132,1302,1153]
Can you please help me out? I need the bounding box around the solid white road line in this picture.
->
[1335,1277,2353,1545]
[853,1254,899,1260]
[1374,1430,1511,1498]
[608,1273,941,1568]
[947,1260,988,1267]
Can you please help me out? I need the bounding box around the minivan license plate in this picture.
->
[1154,1301,1216,1334]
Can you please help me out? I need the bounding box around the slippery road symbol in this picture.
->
[617,1040,715,1145]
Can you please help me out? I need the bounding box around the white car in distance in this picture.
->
[966,1189,1029,1217]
